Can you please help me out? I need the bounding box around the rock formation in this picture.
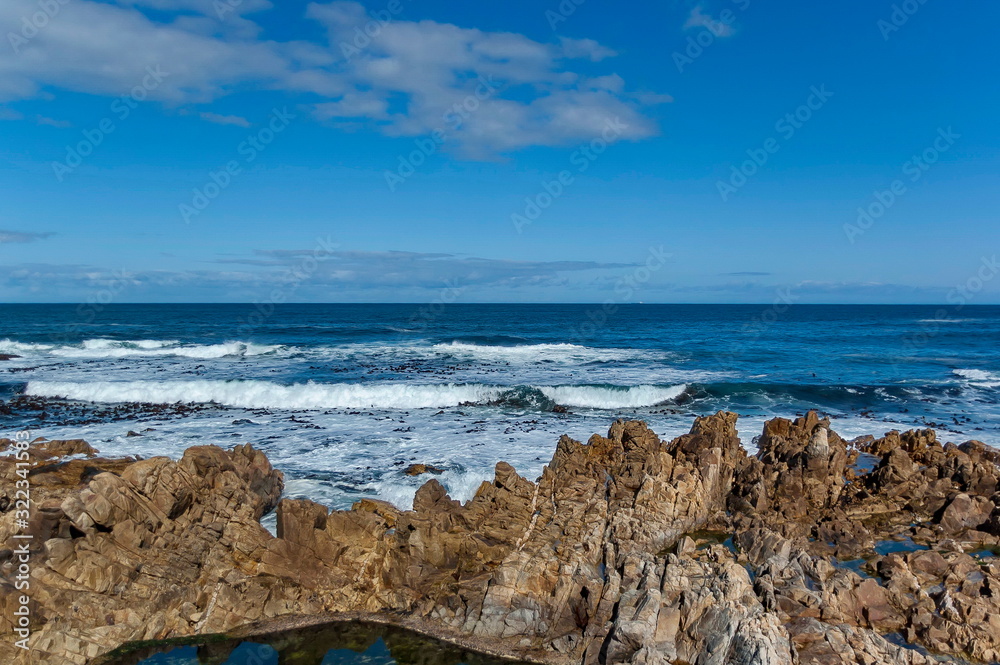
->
[1,412,999,664]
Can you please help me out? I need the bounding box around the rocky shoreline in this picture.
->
[3,412,1000,664]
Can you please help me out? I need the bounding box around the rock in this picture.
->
[403,463,444,476]
[0,353,19,360]
[0,439,285,664]
[4,413,1000,665]
[35,439,100,459]
[938,492,993,533]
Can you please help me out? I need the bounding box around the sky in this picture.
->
[0,0,998,304]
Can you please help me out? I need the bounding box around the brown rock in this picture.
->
[5,415,1000,665]
[403,463,444,476]
[938,493,994,533]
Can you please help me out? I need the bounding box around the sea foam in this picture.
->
[25,379,688,410]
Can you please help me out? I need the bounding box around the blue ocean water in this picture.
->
[1,304,998,514]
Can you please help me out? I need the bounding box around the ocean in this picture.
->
[2,304,998,520]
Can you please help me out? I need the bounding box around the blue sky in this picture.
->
[0,0,998,303]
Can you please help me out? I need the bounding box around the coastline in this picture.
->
[3,412,1000,665]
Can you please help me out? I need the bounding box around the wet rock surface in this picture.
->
[2,412,1000,664]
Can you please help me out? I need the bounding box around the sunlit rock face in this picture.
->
[3,411,1000,665]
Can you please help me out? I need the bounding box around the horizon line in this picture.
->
[1,302,999,307]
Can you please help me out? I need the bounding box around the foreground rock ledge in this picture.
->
[3,413,1000,665]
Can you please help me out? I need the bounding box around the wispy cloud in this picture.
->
[0,248,641,301]
[35,115,71,128]
[1,256,994,303]
[199,111,252,128]
[214,249,634,288]
[0,229,54,244]
[684,7,735,37]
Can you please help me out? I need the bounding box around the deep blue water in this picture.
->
[1,304,998,513]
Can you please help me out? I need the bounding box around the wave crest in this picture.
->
[953,368,1000,388]
[1,338,283,359]
[24,380,687,410]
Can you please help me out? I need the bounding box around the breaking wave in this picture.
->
[23,380,688,410]
[1,338,283,359]
[954,368,1000,388]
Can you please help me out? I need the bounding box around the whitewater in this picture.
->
[2,303,999,516]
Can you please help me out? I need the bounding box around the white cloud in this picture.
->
[0,250,636,300]
[0,0,301,103]
[684,7,735,38]
[306,2,664,154]
[0,229,54,244]
[199,111,251,127]
[35,114,70,127]
[0,0,667,156]
[557,36,617,61]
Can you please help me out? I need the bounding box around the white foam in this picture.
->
[48,340,282,359]
[25,380,499,409]
[0,339,54,353]
[25,379,689,410]
[8,337,670,367]
[372,468,492,510]
[23,397,1000,518]
[954,368,1000,388]
[81,339,179,350]
[955,368,994,381]
[540,384,687,408]
[430,341,666,363]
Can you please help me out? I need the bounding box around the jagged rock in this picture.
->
[938,493,993,533]
[0,437,99,460]
[2,412,999,665]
